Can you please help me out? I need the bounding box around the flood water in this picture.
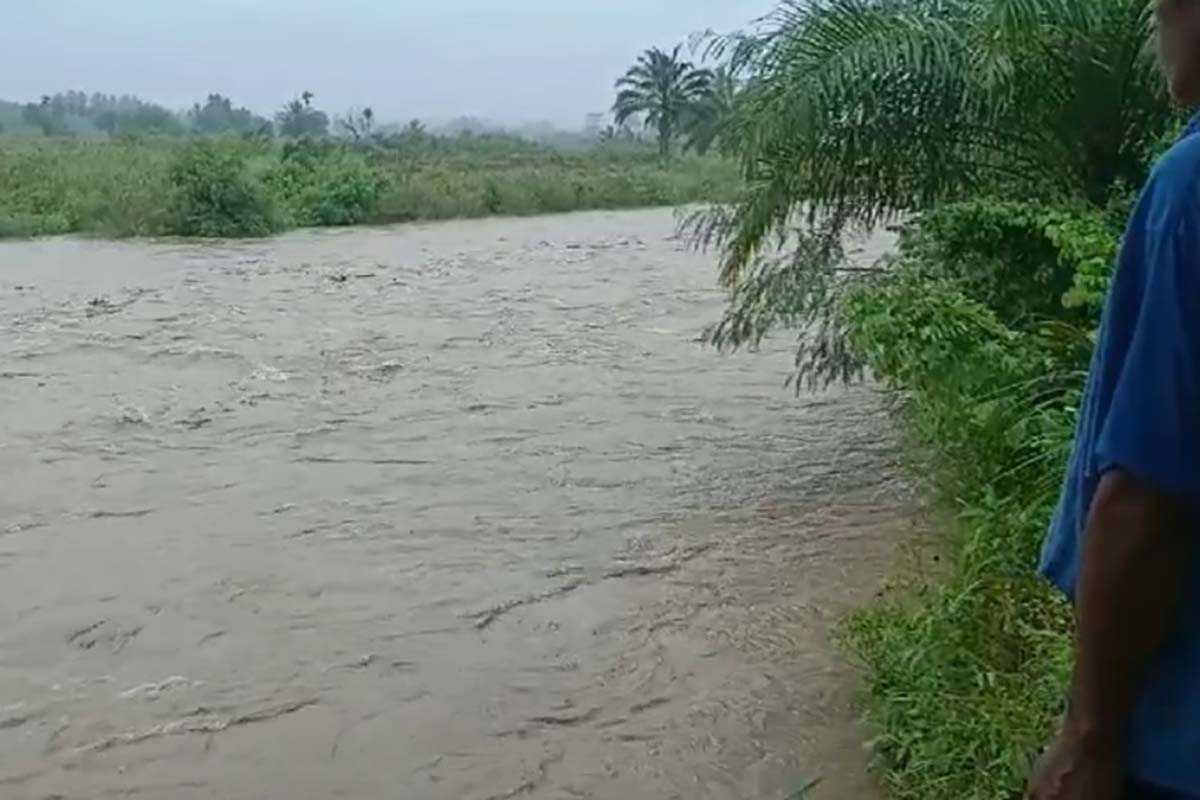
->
[0,209,907,800]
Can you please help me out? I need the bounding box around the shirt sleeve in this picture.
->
[1094,207,1200,496]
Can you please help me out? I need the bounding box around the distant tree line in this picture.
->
[191,94,272,136]
[1,82,733,159]
[0,92,185,137]
[0,91,631,155]
[0,90,379,142]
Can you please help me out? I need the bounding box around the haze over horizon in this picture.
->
[0,1,772,128]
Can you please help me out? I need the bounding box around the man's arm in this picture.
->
[1029,194,1200,799]
[1070,469,1193,748]
[1028,469,1194,800]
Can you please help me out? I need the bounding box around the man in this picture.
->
[1027,2,1200,798]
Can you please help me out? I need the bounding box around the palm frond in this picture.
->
[707,0,1166,287]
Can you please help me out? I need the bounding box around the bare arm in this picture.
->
[1068,468,1193,749]
[1028,469,1193,799]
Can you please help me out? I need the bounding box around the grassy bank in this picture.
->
[832,198,1130,800]
[0,135,739,239]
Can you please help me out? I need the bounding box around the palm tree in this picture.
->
[687,0,1177,388]
[614,46,714,160]
[682,65,741,156]
[706,0,1172,286]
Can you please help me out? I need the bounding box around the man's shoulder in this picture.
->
[1149,133,1200,201]
[1141,135,1200,231]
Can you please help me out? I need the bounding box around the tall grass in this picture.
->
[0,138,175,237]
[375,162,732,222]
[0,136,739,239]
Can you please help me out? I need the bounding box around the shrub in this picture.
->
[167,141,280,237]
[266,138,385,227]
[900,199,1123,325]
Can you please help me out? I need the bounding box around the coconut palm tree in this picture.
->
[614,45,714,160]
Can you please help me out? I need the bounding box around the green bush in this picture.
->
[900,199,1123,325]
[838,201,1104,800]
[265,138,385,227]
[167,141,280,237]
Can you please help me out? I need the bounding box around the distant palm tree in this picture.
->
[682,65,740,156]
[614,46,713,160]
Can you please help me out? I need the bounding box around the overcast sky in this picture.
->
[0,1,772,127]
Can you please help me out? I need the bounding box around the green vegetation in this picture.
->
[168,140,281,237]
[0,78,744,239]
[0,132,737,239]
[696,0,1178,797]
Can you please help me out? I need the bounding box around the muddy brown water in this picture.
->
[0,209,907,800]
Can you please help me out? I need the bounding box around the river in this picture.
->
[0,209,906,799]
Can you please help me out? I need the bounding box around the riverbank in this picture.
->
[833,201,1107,800]
[683,0,1164,794]
[0,136,739,239]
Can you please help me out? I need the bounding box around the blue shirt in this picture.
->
[1041,114,1200,798]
